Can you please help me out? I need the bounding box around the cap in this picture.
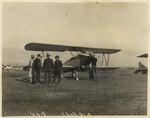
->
[37,54,41,57]
[55,55,60,58]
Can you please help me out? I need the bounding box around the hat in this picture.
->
[47,53,50,57]
[55,55,60,58]
[31,54,35,58]
[37,54,41,57]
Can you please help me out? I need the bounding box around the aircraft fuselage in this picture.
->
[62,54,94,73]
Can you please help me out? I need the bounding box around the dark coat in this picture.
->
[91,57,97,67]
[33,58,41,71]
[80,56,93,66]
[43,58,53,72]
[54,60,62,72]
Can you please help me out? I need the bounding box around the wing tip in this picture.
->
[137,53,148,58]
[24,43,31,50]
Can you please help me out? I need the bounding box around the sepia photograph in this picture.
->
[2,1,148,116]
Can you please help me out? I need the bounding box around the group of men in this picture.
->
[29,53,62,84]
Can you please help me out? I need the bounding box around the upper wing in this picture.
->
[25,43,121,54]
[137,53,148,58]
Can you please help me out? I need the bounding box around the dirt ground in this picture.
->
[2,67,147,116]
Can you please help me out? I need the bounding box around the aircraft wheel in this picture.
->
[72,71,79,80]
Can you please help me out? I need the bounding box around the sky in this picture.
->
[2,2,148,67]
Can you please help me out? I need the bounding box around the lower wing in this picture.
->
[97,66,119,71]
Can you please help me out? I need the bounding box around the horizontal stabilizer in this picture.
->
[134,70,141,74]
[137,54,148,58]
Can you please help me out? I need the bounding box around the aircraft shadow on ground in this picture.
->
[64,76,93,81]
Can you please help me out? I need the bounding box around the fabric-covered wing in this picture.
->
[137,54,148,58]
[25,43,121,54]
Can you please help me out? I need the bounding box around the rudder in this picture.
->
[138,62,146,69]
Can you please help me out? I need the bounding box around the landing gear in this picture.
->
[72,71,79,80]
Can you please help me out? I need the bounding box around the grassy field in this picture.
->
[2,67,147,116]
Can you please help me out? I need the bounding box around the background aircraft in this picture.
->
[134,53,148,74]
[24,43,121,79]
[2,62,23,71]
[137,54,148,58]
[2,62,12,70]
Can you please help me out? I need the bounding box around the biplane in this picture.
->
[24,43,121,79]
[134,53,148,74]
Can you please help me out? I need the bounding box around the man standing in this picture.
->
[52,55,62,84]
[43,53,53,84]
[91,55,98,81]
[34,54,42,83]
[29,54,35,84]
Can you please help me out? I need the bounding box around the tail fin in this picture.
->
[134,62,147,74]
[139,62,146,69]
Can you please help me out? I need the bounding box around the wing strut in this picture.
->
[101,57,104,66]
[70,51,74,57]
[107,53,110,66]
[102,53,110,66]
[42,51,45,60]
[41,51,46,65]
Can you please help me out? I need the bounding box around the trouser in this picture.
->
[53,71,61,83]
[30,77,35,84]
[89,67,97,80]
[29,77,32,83]
[35,69,41,83]
[44,71,51,83]
[89,69,94,80]
[93,67,97,81]
[29,77,35,83]
[30,69,35,84]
